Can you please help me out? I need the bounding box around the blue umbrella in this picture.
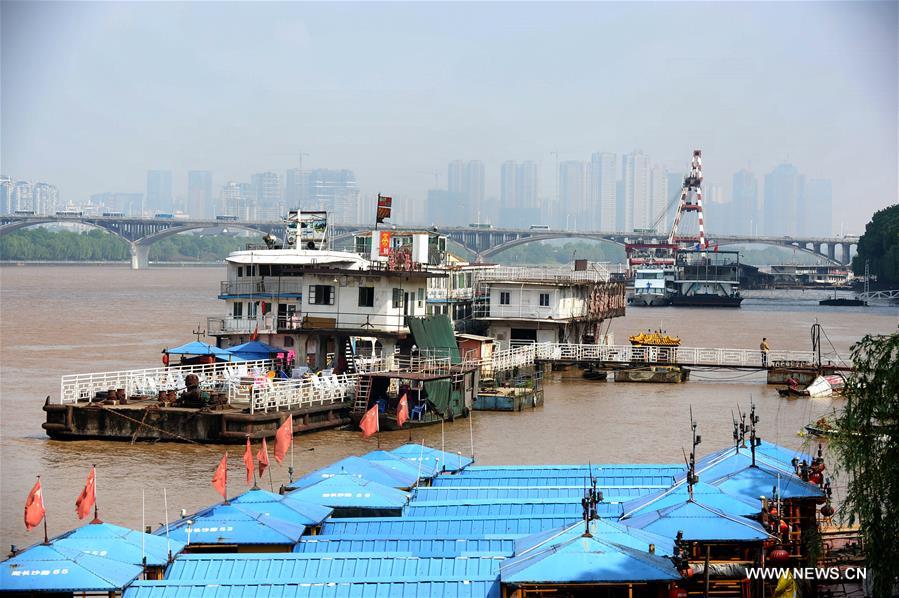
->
[226,340,284,361]
[164,341,239,359]
[1,543,143,593]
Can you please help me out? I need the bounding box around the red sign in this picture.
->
[378,231,391,257]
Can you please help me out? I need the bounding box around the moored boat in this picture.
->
[614,365,690,383]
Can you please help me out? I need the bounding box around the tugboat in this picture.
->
[669,249,743,307]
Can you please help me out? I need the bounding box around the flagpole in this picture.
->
[93,464,99,521]
[268,461,275,493]
[469,408,475,461]
[141,488,146,567]
[375,193,380,231]
[39,475,48,544]
[251,438,258,489]
[163,488,172,562]
[289,417,295,484]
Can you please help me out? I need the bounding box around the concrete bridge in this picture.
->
[0,214,858,268]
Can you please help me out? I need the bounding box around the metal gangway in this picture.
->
[858,289,899,301]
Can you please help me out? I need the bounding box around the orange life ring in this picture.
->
[162,353,170,366]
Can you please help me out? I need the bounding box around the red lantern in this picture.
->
[768,548,790,564]
[162,353,170,366]
[809,472,822,485]
[820,503,835,517]
[779,520,790,534]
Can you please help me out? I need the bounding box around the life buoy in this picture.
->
[162,353,170,366]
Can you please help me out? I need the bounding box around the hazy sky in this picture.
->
[2,1,897,233]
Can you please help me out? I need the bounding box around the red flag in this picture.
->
[396,394,409,428]
[257,437,270,477]
[360,404,380,438]
[274,415,293,464]
[212,452,228,499]
[24,479,46,532]
[242,437,254,486]
[75,466,96,520]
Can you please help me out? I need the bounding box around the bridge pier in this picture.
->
[827,244,836,262]
[840,243,852,266]
[130,242,150,270]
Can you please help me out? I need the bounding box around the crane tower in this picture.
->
[668,149,707,250]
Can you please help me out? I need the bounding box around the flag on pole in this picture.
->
[360,404,380,438]
[376,195,393,223]
[212,452,228,499]
[242,437,254,486]
[75,466,96,520]
[274,415,293,464]
[257,437,270,477]
[24,479,46,532]
[396,394,409,429]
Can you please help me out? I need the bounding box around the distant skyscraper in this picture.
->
[285,168,307,206]
[221,182,251,219]
[559,160,589,230]
[1,176,13,214]
[732,169,758,235]
[763,164,802,236]
[648,165,668,233]
[803,178,833,236]
[12,181,33,213]
[91,192,144,216]
[251,171,282,220]
[589,153,617,231]
[304,169,360,224]
[704,182,730,234]
[188,171,213,219]
[32,182,59,214]
[499,160,540,227]
[465,161,485,223]
[146,170,173,215]
[621,151,650,230]
[447,160,465,194]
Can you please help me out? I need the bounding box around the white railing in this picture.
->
[220,279,305,296]
[475,264,611,284]
[532,343,817,368]
[208,316,277,334]
[249,373,357,414]
[58,360,275,405]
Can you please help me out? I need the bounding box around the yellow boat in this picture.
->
[628,331,681,347]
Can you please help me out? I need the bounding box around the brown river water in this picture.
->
[1,265,896,549]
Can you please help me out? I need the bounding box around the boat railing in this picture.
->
[248,373,357,414]
[58,360,276,405]
[532,343,816,367]
[359,353,453,376]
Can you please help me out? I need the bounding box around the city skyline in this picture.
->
[2,2,895,234]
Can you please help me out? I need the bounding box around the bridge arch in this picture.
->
[475,233,631,261]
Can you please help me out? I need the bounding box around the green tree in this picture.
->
[831,333,899,597]
[853,204,899,285]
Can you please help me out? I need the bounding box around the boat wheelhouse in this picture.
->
[670,249,743,307]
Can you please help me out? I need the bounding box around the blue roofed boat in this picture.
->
[620,481,762,519]
[286,471,410,517]
[458,464,684,478]
[389,443,473,474]
[500,519,681,585]
[403,499,622,519]
[293,535,516,557]
[411,485,653,502]
[124,579,501,598]
[432,474,675,488]
[361,449,432,480]
[320,515,580,537]
[164,552,503,582]
[289,456,419,490]
[621,499,771,542]
[161,502,309,550]
[227,487,333,526]
[50,520,186,570]
[1,543,144,594]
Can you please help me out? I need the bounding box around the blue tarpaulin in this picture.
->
[226,340,284,361]
[0,543,143,593]
[51,521,185,567]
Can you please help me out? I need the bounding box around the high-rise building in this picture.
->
[285,168,307,206]
[187,171,213,220]
[447,161,465,195]
[1,176,13,214]
[559,161,589,230]
[304,169,360,224]
[704,182,731,234]
[803,178,833,236]
[731,169,758,235]
[221,182,252,219]
[32,182,60,214]
[251,172,282,220]
[12,181,33,213]
[621,151,650,231]
[465,161,485,223]
[146,170,173,215]
[90,192,144,216]
[763,164,802,236]
[499,161,540,227]
[648,165,668,233]
[589,153,617,231]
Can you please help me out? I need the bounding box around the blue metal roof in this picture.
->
[51,521,186,567]
[1,543,144,593]
[362,450,432,480]
[229,488,333,526]
[459,464,684,477]
[432,475,675,488]
[403,500,622,519]
[500,520,681,584]
[321,516,580,537]
[293,536,516,557]
[411,485,652,502]
[621,500,771,542]
[162,502,308,546]
[389,444,474,474]
[685,450,824,502]
[290,456,419,490]
[512,518,676,558]
[165,552,502,582]
[286,471,410,509]
[125,579,501,598]
[620,482,761,519]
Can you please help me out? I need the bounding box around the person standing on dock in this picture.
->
[760,338,770,368]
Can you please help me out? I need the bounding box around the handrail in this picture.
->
[248,373,357,414]
[58,360,275,405]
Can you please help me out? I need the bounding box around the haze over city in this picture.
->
[2,1,897,234]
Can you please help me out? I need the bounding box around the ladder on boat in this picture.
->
[353,376,371,412]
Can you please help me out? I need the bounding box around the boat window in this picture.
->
[232,302,243,318]
[309,285,335,305]
[539,293,550,307]
[392,288,404,308]
[358,286,375,307]
[500,291,511,305]
[237,267,243,277]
